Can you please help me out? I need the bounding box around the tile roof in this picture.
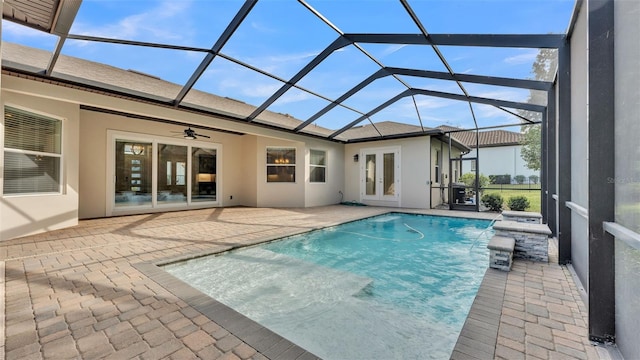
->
[437,125,524,147]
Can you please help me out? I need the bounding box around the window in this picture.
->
[471,159,477,172]
[3,106,62,195]
[309,149,326,183]
[267,147,295,182]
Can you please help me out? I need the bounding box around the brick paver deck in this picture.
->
[0,206,602,359]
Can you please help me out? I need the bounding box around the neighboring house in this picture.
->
[0,43,467,241]
[438,125,539,183]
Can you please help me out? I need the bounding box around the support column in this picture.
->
[587,0,616,343]
[541,112,548,223]
[557,42,572,265]
[547,86,558,237]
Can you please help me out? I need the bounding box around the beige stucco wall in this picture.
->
[0,90,80,241]
[0,74,346,240]
[255,136,306,208]
[78,109,247,218]
[240,135,258,207]
[304,139,345,207]
[344,137,437,209]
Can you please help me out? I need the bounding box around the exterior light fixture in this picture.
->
[131,144,144,155]
[353,154,359,162]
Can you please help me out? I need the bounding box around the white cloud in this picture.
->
[250,21,277,34]
[503,50,538,65]
[247,50,320,74]
[1,21,53,39]
[473,89,529,103]
[380,44,407,58]
[71,1,192,42]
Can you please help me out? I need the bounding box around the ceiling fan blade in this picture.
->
[195,133,211,138]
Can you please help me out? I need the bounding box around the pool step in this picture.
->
[167,247,374,318]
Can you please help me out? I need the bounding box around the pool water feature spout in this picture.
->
[469,214,501,251]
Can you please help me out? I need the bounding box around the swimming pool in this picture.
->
[164,213,493,359]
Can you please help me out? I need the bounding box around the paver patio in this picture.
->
[0,206,603,359]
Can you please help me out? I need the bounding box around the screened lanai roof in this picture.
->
[1,0,574,143]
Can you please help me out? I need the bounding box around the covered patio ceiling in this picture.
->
[1,0,574,143]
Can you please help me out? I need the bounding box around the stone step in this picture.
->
[501,210,543,224]
[492,221,551,262]
[493,220,551,235]
[487,235,515,272]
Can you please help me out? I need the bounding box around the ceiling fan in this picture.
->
[176,127,210,140]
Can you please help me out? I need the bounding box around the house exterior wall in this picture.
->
[240,135,258,207]
[304,140,345,208]
[255,136,305,208]
[613,0,640,356]
[462,145,539,180]
[0,90,80,241]
[0,74,346,240]
[78,109,247,218]
[344,137,440,209]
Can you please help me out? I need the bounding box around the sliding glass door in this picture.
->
[191,147,217,203]
[115,140,153,207]
[109,131,219,215]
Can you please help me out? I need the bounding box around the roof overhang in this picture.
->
[2,0,81,35]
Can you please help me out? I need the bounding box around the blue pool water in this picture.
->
[164,213,493,360]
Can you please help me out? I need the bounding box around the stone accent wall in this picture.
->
[492,221,551,262]
[489,249,513,271]
[494,229,549,262]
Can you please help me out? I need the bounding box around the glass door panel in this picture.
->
[383,152,395,196]
[115,140,152,207]
[365,154,376,196]
[361,147,399,201]
[191,147,217,202]
[157,144,188,204]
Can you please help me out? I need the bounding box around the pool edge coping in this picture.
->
[133,209,501,360]
[450,268,507,360]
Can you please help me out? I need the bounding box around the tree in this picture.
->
[521,125,541,171]
[460,173,489,189]
[514,175,527,184]
[519,48,557,171]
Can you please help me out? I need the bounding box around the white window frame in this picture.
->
[266,147,296,183]
[106,130,220,216]
[2,105,64,196]
[309,149,326,184]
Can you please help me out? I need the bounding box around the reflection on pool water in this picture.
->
[164,214,493,360]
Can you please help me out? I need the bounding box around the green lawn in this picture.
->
[482,188,542,213]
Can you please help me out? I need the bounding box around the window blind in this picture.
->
[3,106,62,195]
[4,107,61,154]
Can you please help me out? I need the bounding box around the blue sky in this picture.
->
[1,0,575,132]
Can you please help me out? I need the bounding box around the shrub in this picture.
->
[508,195,530,211]
[489,174,511,184]
[514,175,526,184]
[481,193,504,212]
[459,173,489,189]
